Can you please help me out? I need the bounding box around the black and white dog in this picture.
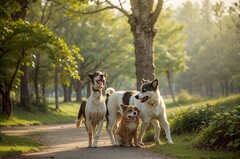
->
[76,71,107,147]
[106,79,173,146]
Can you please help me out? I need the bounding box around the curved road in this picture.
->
[2,123,174,159]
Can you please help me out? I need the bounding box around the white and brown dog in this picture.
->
[76,71,107,147]
[106,79,173,146]
[116,104,140,147]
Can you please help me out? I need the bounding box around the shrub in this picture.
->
[177,90,202,105]
[170,105,217,134]
[193,106,240,152]
[143,129,155,143]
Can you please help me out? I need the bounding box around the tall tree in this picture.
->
[59,0,164,88]
[155,8,188,103]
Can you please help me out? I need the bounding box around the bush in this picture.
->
[143,129,155,143]
[193,106,240,152]
[177,90,202,105]
[170,105,217,134]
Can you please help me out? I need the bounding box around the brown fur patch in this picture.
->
[116,105,140,147]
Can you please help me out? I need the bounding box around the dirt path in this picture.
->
[1,123,174,159]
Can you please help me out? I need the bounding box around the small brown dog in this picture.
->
[116,104,140,147]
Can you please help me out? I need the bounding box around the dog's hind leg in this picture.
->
[159,114,173,144]
[151,119,161,145]
[107,112,118,146]
[137,120,150,146]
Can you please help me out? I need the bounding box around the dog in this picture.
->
[106,79,173,146]
[76,71,107,147]
[116,104,140,147]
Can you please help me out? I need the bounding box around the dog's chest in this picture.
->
[127,122,138,132]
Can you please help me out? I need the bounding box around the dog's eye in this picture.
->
[128,110,132,113]
[142,88,147,93]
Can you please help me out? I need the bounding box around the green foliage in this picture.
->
[143,129,155,143]
[155,8,188,75]
[177,89,202,104]
[170,105,217,134]
[153,134,239,159]
[193,106,240,152]
[174,1,240,96]
[0,19,82,86]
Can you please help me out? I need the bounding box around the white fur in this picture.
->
[76,71,106,148]
[106,81,173,146]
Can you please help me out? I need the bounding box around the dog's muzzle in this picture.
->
[135,94,149,103]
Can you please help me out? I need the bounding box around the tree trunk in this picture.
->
[75,80,82,102]
[225,79,228,96]
[166,70,176,103]
[87,81,91,97]
[221,80,224,96]
[128,0,163,89]
[20,65,30,106]
[131,27,156,89]
[62,84,68,102]
[55,68,59,110]
[34,53,40,104]
[2,91,12,117]
[68,80,73,102]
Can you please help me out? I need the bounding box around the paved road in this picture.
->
[1,123,174,159]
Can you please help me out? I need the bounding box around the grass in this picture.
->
[152,134,239,159]
[0,133,43,157]
[165,94,240,117]
[0,101,80,127]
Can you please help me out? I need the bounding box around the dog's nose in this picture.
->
[135,95,139,99]
[100,74,104,78]
[133,112,136,115]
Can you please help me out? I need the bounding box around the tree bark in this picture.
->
[128,0,163,89]
[55,68,59,110]
[34,52,40,104]
[20,65,30,106]
[62,84,69,102]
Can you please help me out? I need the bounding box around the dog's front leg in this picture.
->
[137,121,150,146]
[92,120,104,147]
[85,120,93,147]
[123,131,130,147]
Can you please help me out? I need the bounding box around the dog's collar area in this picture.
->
[92,86,101,92]
[148,100,159,106]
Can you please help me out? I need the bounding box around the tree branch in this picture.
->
[149,0,163,25]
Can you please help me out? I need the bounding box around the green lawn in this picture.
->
[0,102,80,127]
[0,133,43,157]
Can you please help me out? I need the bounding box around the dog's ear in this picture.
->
[120,104,127,111]
[151,79,158,89]
[134,107,140,114]
[88,73,93,79]
[141,78,147,84]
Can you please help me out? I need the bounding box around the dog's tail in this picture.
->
[76,100,86,128]
[105,87,115,128]
[105,87,115,97]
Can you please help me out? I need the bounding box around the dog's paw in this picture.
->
[125,144,130,147]
[135,144,141,148]
[168,140,174,144]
